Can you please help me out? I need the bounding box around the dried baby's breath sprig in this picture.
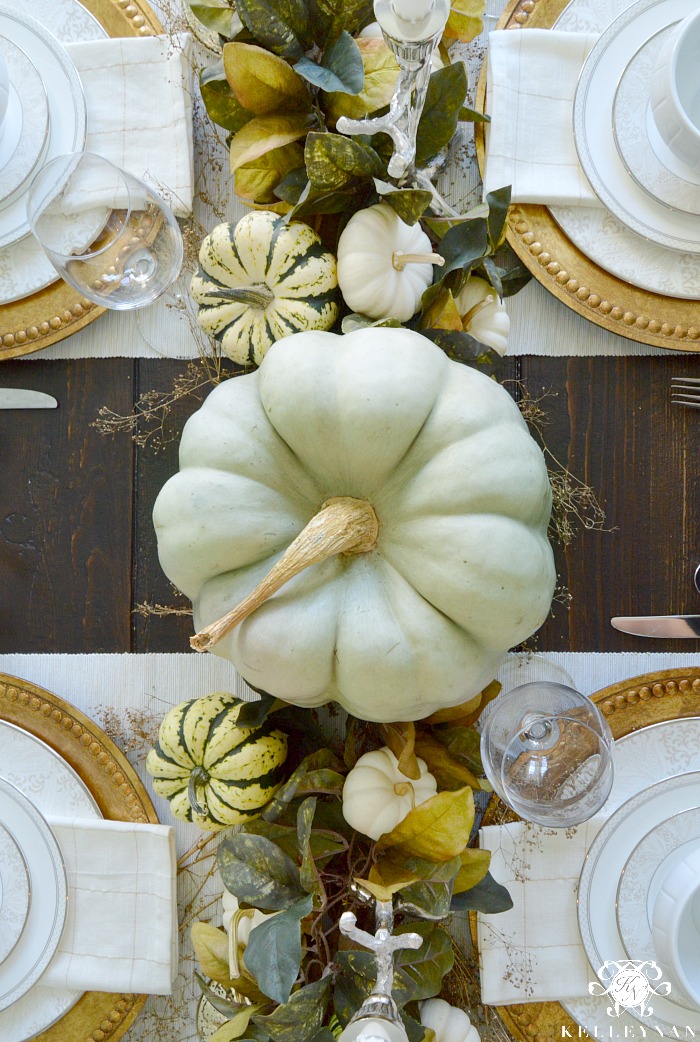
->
[95,706,160,762]
[134,601,194,618]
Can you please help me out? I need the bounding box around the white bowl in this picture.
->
[649,8,700,178]
[652,844,700,1010]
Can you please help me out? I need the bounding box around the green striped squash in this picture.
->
[190,211,339,367]
[146,692,288,830]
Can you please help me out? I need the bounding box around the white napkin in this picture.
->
[65,34,195,218]
[476,819,601,1005]
[43,817,178,995]
[483,29,599,206]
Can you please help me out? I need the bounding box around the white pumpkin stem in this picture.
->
[191,496,380,653]
[228,908,255,979]
[392,251,446,271]
[461,294,494,331]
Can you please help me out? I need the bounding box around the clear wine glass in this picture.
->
[26,151,183,310]
[480,681,614,827]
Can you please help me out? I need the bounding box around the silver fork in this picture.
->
[672,376,700,409]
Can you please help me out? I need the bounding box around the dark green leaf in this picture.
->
[310,0,373,46]
[304,132,384,190]
[439,726,484,775]
[450,871,514,913]
[234,0,307,59]
[243,818,347,864]
[333,951,378,1025]
[253,978,331,1042]
[393,922,454,1002]
[458,106,490,123]
[499,260,533,297]
[217,834,306,911]
[189,0,239,36]
[243,895,313,1004]
[200,64,255,133]
[296,797,321,895]
[415,63,468,167]
[290,188,359,219]
[237,693,280,728]
[262,748,342,822]
[310,1031,337,1042]
[295,769,346,796]
[401,1012,427,1042]
[485,186,511,253]
[437,218,489,279]
[373,182,433,225]
[274,167,308,204]
[323,32,364,94]
[420,329,504,376]
[395,880,454,920]
[480,256,503,298]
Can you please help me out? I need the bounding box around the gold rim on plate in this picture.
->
[475,0,700,352]
[474,666,700,1042]
[0,0,164,360]
[0,672,160,1042]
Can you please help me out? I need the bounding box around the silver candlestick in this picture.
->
[337,900,423,1042]
[336,0,461,216]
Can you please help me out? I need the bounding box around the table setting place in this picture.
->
[3,0,700,1041]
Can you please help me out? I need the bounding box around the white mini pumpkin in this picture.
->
[342,747,438,840]
[336,203,443,322]
[191,211,339,366]
[455,277,510,356]
[153,328,556,722]
[420,999,480,1042]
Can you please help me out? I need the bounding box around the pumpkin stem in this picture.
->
[191,496,380,653]
[393,781,414,801]
[461,294,494,331]
[217,283,275,309]
[228,908,255,979]
[188,765,210,817]
[391,251,445,271]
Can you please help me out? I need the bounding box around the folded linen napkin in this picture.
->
[482,29,599,206]
[476,819,601,1005]
[42,817,177,995]
[65,34,194,218]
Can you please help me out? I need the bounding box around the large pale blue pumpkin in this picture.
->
[153,329,556,722]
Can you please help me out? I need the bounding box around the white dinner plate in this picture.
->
[617,805,700,1013]
[613,26,700,217]
[573,0,700,254]
[0,823,30,966]
[579,772,700,1034]
[0,37,49,208]
[0,778,67,1013]
[551,0,700,299]
[0,720,102,1042]
[0,0,106,306]
[563,717,700,1039]
[0,4,86,251]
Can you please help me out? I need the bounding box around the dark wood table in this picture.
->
[2,351,699,655]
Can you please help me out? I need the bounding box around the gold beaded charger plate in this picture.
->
[475,0,700,352]
[0,0,164,360]
[475,666,700,1042]
[0,672,160,1042]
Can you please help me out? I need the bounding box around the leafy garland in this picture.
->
[188,0,531,365]
[185,691,513,1042]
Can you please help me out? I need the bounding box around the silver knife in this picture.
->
[612,615,700,638]
[0,389,57,409]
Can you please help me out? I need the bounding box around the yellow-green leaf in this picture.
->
[192,922,232,985]
[235,141,305,202]
[443,0,484,45]
[355,864,419,901]
[191,922,268,1002]
[224,42,310,114]
[419,288,463,332]
[413,734,481,791]
[324,38,398,122]
[230,115,309,173]
[452,847,491,894]
[381,722,420,781]
[209,1004,266,1042]
[425,693,485,726]
[377,786,475,861]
